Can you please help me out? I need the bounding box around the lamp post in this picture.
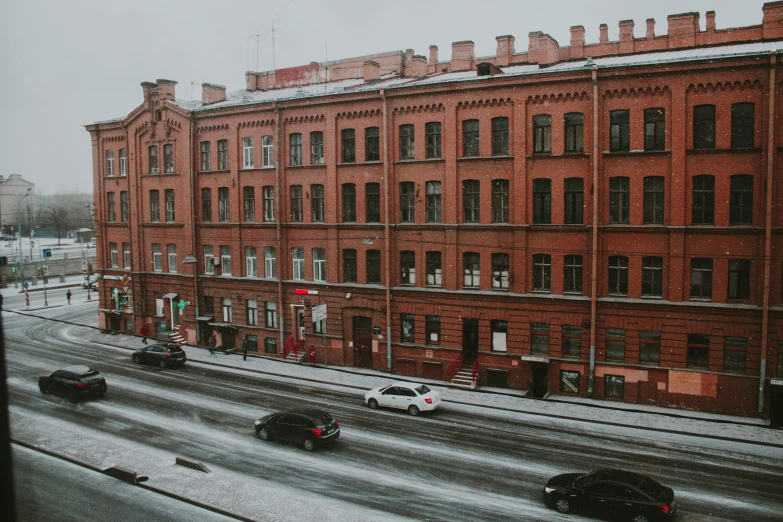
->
[182,255,199,345]
[16,188,32,287]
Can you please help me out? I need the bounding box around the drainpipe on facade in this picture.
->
[189,112,200,345]
[760,51,777,414]
[381,88,392,371]
[588,64,599,395]
[275,104,285,353]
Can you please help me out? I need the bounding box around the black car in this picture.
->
[543,469,677,522]
[39,365,107,402]
[132,343,187,368]
[254,408,340,451]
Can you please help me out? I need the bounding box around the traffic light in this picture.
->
[12,266,16,273]
[83,269,88,281]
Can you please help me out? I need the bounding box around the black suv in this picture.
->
[543,468,677,521]
[132,343,187,368]
[39,365,107,402]
[254,408,340,451]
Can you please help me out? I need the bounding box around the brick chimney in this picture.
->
[495,35,515,67]
[408,56,428,77]
[646,18,656,38]
[363,60,380,81]
[763,1,783,39]
[429,45,439,65]
[667,12,700,48]
[155,79,177,100]
[246,72,257,92]
[570,26,585,59]
[599,24,609,44]
[705,11,716,32]
[619,20,634,54]
[529,33,560,66]
[451,40,475,71]
[202,83,226,105]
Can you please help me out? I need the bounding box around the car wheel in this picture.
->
[408,405,420,416]
[303,439,315,451]
[631,515,650,522]
[39,383,49,394]
[159,360,167,368]
[257,428,270,441]
[554,497,572,514]
[132,354,141,364]
[368,398,378,409]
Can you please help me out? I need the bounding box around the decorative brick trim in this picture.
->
[236,119,275,130]
[337,108,382,119]
[392,103,445,115]
[457,97,513,109]
[283,114,325,124]
[603,86,670,98]
[527,92,589,104]
[687,79,763,93]
[196,123,231,134]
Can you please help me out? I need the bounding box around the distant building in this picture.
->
[0,174,36,235]
[87,3,783,420]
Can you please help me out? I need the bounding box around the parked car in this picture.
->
[38,365,107,402]
[254,408,340,451]
[543,468,677,522]
[364,381,441,416]
[132,343,187,368]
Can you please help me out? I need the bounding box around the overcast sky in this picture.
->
[0,0,768,194]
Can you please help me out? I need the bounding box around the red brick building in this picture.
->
[87,3,783,420]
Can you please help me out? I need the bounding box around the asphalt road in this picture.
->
[4,306,783,521]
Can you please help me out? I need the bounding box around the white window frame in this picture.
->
[123,243,131,269]
[204,245,214,275]
[152,244,162,272]
[243,137,254,168]
[221,245,232,276]
[119,149,127,176]
[292,247,305,280]
[313,248,326,281]
[109,242,118,267]
[262,135,274,167]
[263,186,275,221]
[222,297,232,323]
[106,150,115,176]
[247,299,258,326]
[264,246,277,278]
[163,143,174,173]
[266,301,277,328]
[246,246,257,277]
[167,244,177,273]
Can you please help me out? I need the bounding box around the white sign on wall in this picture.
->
[312,304,327,323]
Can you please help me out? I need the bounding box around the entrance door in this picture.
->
[222,329,236,349]
[108,313,121,332]
[771,391,783,428]
[353,316,373,368]
[295,307,306,341]
[531,365,549,398]
[462,319,479,359]
[169,298,179,329]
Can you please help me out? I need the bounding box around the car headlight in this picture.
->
[254,420,261,426]
[544,487,556,494]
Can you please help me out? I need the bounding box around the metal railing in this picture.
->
[444,353,463,382]
[471,357,480,387]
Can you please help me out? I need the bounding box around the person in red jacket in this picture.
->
[308,346,316,366]
[140,324,149,345]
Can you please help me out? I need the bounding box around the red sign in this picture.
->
[295,289,319,295]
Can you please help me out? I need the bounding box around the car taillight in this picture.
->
[312,428,322,437]
[425,398,432,404]
[335,421,339,427]
[659,505,671,513]
[76,383,85,388]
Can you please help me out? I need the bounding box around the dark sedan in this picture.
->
[39,365,107,402]
[132,343,187,368]
[543,468,677,522]
[254,408,340,451]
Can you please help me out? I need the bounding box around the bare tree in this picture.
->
[39,190,86,245]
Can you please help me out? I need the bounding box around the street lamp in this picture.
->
[182,255,200,345]
[15,188,32,288]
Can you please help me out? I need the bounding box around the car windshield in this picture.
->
[414,385,431,395]
[636,476,664,499]
[314,413,334,427]
[574,470,601,487]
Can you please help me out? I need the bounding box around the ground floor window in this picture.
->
[486,369,508,388]
[778,341,783,377]
[640,331,661,365]
[491,320,508,352]
[314,319,326,334]
[687,334,709,368]
[604,374,624,399]
[562,325,581,357]
[264,337,277,354]
[560,370,580,394]
[426,315,440,345]
[605,328,626,362]
[400,314,415,343]
[723,337,747,373]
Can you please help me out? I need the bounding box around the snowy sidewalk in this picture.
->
[72,324,783,448]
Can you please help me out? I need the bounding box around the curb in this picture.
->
[12,439,253,522]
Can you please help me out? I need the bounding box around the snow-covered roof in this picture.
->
[155,40,783,118]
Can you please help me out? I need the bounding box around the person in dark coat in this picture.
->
[66,289,72,305]
[207,333,217,357]
[140,324,149,344]
[242,336,249,361]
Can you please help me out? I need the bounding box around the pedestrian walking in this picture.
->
[0,293,3,311]
[207,333,217,357]
[242,336,249,361]
[309,346,316,366]
[66,289,72,305]
[140,324,149,344]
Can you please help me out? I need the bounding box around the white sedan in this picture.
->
[364,381,441,416]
